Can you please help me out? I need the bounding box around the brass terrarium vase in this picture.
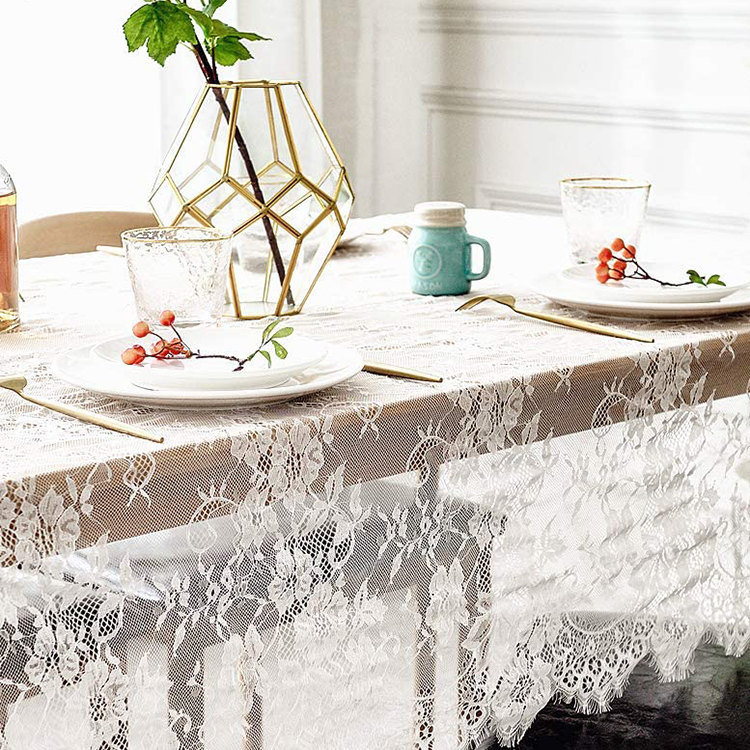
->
[149,80,354,319]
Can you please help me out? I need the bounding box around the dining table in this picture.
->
[1,209,749,750]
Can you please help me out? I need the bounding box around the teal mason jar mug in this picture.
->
[408,202,491,296]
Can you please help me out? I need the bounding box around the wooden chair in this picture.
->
[18,211,155,259]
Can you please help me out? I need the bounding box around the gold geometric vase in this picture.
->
[149,80,354,319]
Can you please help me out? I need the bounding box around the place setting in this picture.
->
[35,224,442,430]
[533,177,750,320]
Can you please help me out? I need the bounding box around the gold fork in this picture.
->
[1,375,164,443]
[456,294,655,344]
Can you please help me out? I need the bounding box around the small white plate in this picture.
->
[559,263,750,304]
[54,343,363,408]
[535,272,750,319]
[91,329,327,392]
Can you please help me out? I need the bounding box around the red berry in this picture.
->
[151,340,169,359]
[609,268,624,280]
[159,310,176,327]
[598,248,613,263]
[132,321,150,338]
[625,244,637,258]
[613,259,627,272]
[612,238,625,252]
[121,348,139,365]
[131,344,146,364]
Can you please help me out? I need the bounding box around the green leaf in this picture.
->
[203,0,229,17]
[271,341,288,359]
[213,37,252,66]
[271,327,294,339]
[179,6,213,39]
[123,1,197,66]
[259,349,272,368]
[686,269,706,286]
[262,319,282,341]
[707,274,726,287]
[209,19,269,42]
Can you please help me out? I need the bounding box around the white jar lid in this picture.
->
[413,201,466,227]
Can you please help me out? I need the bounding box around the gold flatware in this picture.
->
[1,375,164,443]
[362,361,443,383]
[456,294,655,344]
[95,245,126,257]
[357,225,412,240]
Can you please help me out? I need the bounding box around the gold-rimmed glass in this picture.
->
[560,177,651,264]
[122,226,232,325]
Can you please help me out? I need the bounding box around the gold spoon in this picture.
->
[456,294,655,344]
[1,375,164,443]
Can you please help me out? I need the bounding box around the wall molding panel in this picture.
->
[422,86,750,136]
[475,182,750,233]
[419,3,750,41]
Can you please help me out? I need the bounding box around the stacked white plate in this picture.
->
[534,263,750,319]
[53,328,363,408]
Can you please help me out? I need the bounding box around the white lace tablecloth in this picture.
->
[1,210,750,749]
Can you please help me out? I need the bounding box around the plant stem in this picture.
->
[620,257,693,287]
[190,42,294,308]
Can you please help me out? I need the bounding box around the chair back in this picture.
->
[19,211,156,258]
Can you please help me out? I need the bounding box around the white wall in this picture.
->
[0,1,163,223]
[320,0,750,229]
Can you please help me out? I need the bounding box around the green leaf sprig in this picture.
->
[686,270,726,288]
[123,0,268,67]
[247,319,294,369]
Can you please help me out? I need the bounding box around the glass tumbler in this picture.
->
[560,178,651,264]
[122,227,232,325]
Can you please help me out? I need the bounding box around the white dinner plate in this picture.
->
[54,343,364,408]
[91,329,327,392]
[534,272,750,319]
[559,263,750,304]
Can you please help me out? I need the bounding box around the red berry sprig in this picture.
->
[122,311,191,365]
[595,238,726,289]
[120,311,293,371]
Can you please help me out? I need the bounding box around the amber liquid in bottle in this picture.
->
[0,191,19,332]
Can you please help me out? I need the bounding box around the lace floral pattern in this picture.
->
[2,219,750,748]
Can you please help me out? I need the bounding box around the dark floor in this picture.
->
[489,645,750,749]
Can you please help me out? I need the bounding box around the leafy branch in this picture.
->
[596,240,727,288]
[123,1,295,307]
[124,0,266,68]
[122,312,294,371]
[247,318,294,369]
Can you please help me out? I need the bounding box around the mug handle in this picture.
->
[464,235,491,281]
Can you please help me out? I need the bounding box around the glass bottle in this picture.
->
[0,162,19,332]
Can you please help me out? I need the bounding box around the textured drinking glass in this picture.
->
[560,178,651,264]
[122,227,232,325]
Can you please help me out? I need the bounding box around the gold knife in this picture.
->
[362,362,443,383]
